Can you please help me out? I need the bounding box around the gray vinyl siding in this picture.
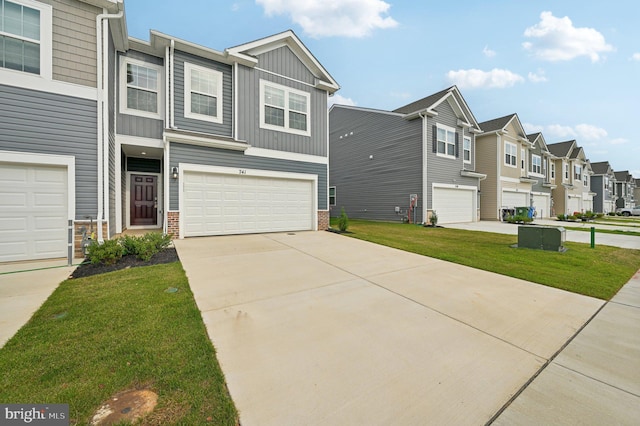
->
[426,101,479,208]
[108,32,116,237]
[169,142,327,210]
[173,51,232,136]
[257,46,316,85]
[529,144,551,195]
[236,65,328,157]
[329,106,423,222]
[592,175,604,212]
[116,51,164,139]
[0,84,97,219]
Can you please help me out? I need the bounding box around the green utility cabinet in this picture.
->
[518,226,566,252]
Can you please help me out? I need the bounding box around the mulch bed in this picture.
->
[71,248,179,279]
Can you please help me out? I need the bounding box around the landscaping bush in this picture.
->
[338,207,349,232]
[568,215,578,221]
[120,233,173,262]
[557,214,566,221]
[506,215,532,224]
[608,212,617,216]
[429,210,438,226]
[86,239,125,265]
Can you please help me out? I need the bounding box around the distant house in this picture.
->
[589,161,617,214]
[547,140,592,215]
[635,179,640,206]
[614,171,637,208]
[329,86,486,224]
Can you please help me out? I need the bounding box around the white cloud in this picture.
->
[608,138,628,145]
[328,94,357,108]
[483,45,496,58]
[545,124,577,138]
[446,68,524,89]
[631,53,640,61]
[522,122,544,133]
[575,124,607,140]
[256,0,398,38]
[527,69,547,83]
[523,11,614,62]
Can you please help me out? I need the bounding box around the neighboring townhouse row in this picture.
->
[614,171,637,209]
[0,0,339,263]
[330,89,630,223]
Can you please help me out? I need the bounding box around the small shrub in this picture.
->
[557,214,566,221]
[596,213,605,219]
[429,211,438,226]
[338,207,349,232]
[568,215,578,221]
[121,232,173,261]
[86,239,125,265]
[608,212,617,216]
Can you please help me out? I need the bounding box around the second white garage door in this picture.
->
[183,170,314,237]
[432,187,475,224]
[502,190,528,209]
[532,194,550,219]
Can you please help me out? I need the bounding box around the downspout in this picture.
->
[419,111,427,224]
[163,41,174,234]
[96,8,124,242]
[170,39,175,129]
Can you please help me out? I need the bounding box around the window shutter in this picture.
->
[455,132,460,158]
[432,125,437,153]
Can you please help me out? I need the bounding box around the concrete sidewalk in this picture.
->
[0,259,78,347]
[175,232,604,425]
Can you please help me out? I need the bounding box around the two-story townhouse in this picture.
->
[114,29,339,241]
[329,86,485,225]
[547,140,589,215]
[614,170,636,209]
[590,161,617,214]
[526,132,556,218]
[475,114,538,220]
[634,178,640,206]
[0,0,127,263]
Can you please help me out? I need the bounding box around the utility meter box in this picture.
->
[518,226,566,252]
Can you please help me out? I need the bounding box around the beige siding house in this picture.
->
[548,140,592,216]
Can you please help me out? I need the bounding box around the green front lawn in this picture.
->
[332,219,640,300]
[0,262,237,425]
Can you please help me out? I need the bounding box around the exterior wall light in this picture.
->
[171,166,179,179]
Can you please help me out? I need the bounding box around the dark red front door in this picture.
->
[130,175,157,226]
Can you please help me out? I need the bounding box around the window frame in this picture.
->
[463,136,471,164]
[564,162,569,181]
[183,62,223,124]
[0,0,52,79]
[259,79,311,137]
[504,142,517,168]
[531,154,542,175]
[521,148,526,171]
[574,164,582,181]
[329,186,336,206]
[583,173,588,187]
[119,56,164,120]
[436,123,456,159]
[550,163,555,180]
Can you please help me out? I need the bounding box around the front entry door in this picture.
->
[130,174,158,226]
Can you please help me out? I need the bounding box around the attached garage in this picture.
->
[567,195,581,215]
[583,196,593,213]
[432,186,475,224]
[501,190,528,209]
[532,194,551,219]
[0,162,69,262]
[182,166,316,237]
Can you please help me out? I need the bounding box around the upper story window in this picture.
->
[564,162,569,180]
[583,174,588,187]
[463,136,471,164]
[505,142,517,167]
[259,79,310,136]
[574,164,582,181]
[532,154,542,174]
[329,186,336,206]
[521,148,526,171]
[0,0,51,78]
[436,124,456,158]
[550,163,555,180]
[119,57,163,120]
[184,62,223,123]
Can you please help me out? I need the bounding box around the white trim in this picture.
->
[125,171,163,230]
[0,150,75,221]
[119,56,164,120]
[183,62,223,123]
[0,69,97,99]
[504,141,517,168]
[500,176,524,184]
[259,79,311,137]
[435,123,456,159]
[244,147,328,164]
[531,154,542,175]
[255,66,316,89]
[116,134,165,149]
[329,185,336,206]
[433,182,477,191]
[178,163,318,238]
[463,135,472,165]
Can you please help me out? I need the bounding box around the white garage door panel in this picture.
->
[184,171,314,237]
[433,188,474,224]
[502,191,528,208]
[532,195,550,219]
[567,197,581,214]
[0,163,68,262]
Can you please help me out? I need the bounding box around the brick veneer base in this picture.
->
[317,210,330,231]
[167,211,180,238]
[73,220,108,259]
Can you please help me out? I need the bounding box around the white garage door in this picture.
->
[432,187,474,224]
[532,194,550,219]
[583,198,593,213]
[183,171,314,237]
[502,190,528,209]
[567,196,581,215]
[0,163,68,262]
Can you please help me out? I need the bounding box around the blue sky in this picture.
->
[125,0,639,177]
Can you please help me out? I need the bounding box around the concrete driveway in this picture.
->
[175,231,603,425]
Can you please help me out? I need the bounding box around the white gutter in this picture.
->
[419,111,428,222]
[170,39,175,128]
[96,8,124,242]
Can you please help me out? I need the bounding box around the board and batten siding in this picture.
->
[425,100,479,209]
[173,50,233,136]
[329,106,423,222]
[0,84,97,219]
[38,0,101,87]
[236,63,327,156]
[169,143,328,211]
[116,51,164,139]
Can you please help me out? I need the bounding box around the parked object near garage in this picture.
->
[616,206,640,216]
[516,226,567,252]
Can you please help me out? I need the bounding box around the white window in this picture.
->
[583,174,588,187]
[521,148,526,170]
[260,79,310,136]
[551,163,555,180]
[532,155,542,174]
[505,142,517,167]
[329,186,336,206]
[0,0,51,78]
[184,63,223,123]
[463,136,471,164]
[119,57,163,119]
[437,124,456,158]
[574,164,582,180]
[564,162,569,180]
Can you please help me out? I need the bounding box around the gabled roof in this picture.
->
[590,161,613,175]
[570,145,585,160]
[392,86,481,130]
[547,140,576,158]
[614,170,633,182]
[226,30,339,93]
[527,132,551,155]
[478,113,529,142]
